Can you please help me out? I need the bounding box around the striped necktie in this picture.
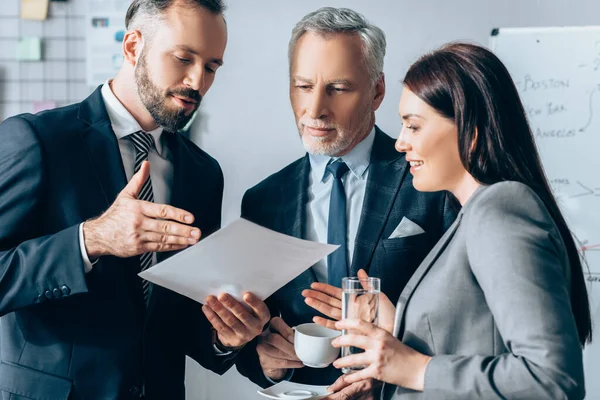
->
[130,131,155,304]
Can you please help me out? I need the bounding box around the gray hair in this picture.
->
[288,7,386,83]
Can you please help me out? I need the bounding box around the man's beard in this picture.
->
[135,49,202,132]
[297,105,373,156]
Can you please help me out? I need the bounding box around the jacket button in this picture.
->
[45,290,53,299]
[129,385,141,398]
[37,294,45,302]
[53,288,62,298]
[61,286,71,295]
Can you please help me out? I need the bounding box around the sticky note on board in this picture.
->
[21,0,49,20]
[16,37,42,61]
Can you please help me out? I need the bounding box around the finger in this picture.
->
[304,297,342,320]
[121,160,150,199]
[309,282,343,299]
[243,292,271,325]
[332,333,372,350]
[139,201,196,225]
[257,343,305,369]
[357,269,374,291]
[302,289,342,308]
[206,296,247,335]
[142,243,189,253]
[260,356,305,370]
[269,317,294,343]
[333,352,371,370]
[327,374,354,393]
[263,333,298,359]
[142,218,200,240]
[323,382,364,400]
[335,318,381,336]
[218,293,264,333]
[313,316,338,330]
[258,338,299,361]
[139,232,198,246]
[323,383,359,400]
[202,304,234,337]
[333,366,375,386]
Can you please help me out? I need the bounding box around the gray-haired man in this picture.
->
[235,7,455,399]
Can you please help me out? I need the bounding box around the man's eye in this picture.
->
[175,56,190,64]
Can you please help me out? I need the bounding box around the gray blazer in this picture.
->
[382,182,585,400]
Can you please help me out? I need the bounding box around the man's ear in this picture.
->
[122,30,144,67]
[372,74,386,111]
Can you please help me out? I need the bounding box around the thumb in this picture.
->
[357,269,373,291]
[357,268,370,280]
[121,160,150,199]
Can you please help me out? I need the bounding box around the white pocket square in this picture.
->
[388,217,425,239]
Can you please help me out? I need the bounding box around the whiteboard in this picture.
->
[490,26,600,398]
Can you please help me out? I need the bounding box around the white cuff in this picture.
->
[79,223,98,273]
[213,343,233,356]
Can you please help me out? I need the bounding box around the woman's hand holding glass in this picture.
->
[301,269,396,334]
[303,269,431,392]
[328,319,431,392]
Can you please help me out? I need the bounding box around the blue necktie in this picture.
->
[326,160,350,287]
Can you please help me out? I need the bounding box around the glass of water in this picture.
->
[341,276,380,373]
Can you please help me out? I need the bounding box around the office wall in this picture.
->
[0,0,88,120]
[188,0,600,399]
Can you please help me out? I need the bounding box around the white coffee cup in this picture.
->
[293,323,341,368]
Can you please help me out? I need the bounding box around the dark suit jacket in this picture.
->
[0,88,235,400]
[235,127,457,387]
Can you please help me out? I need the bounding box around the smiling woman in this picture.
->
[326,42,592,400]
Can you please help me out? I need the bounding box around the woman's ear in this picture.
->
[469,127,479,155]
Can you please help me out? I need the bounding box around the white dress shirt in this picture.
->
[79,80,174,272]
[306,127,375,283]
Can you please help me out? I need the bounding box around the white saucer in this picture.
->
[302,362,330,369]
[258,381,331,400]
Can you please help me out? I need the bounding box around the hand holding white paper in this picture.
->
[139,218,338,304]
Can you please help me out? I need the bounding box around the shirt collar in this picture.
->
[101,80,165,156]
[308,126,376,183]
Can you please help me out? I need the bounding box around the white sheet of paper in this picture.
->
[139,218,338,303]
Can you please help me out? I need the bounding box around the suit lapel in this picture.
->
[350,127,408,276]
[278,155,309,238]
[77,87,146,313]
[392,212,464,337]
[77,87,128,208]
[276,156,318,283]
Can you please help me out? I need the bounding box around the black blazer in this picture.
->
[0,88,234,400]
[236,127,457,387]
